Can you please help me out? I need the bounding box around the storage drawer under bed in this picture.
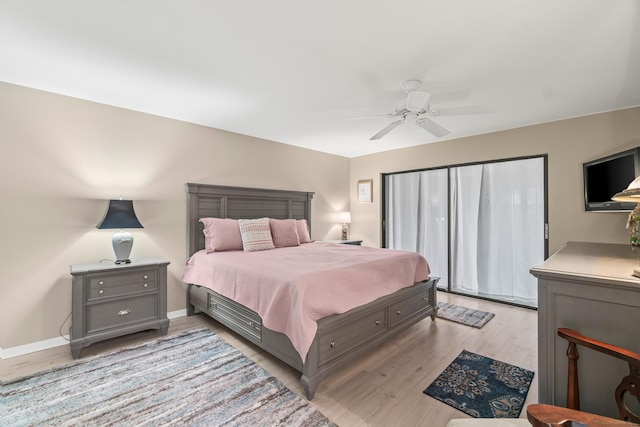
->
[389,287,433,328]
[319,307,387,365]
[207,293,262,341]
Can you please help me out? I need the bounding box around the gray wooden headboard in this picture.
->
[186,183,314,256]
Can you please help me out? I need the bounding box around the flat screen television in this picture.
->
[583,148,640,211]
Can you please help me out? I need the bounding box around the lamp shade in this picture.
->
[97,200,143,264]
[611,176,640,202]
[337,211,351,224]
[97,200,143,229]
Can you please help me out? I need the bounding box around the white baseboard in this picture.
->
[1,309,187,360]
[1,335,71,360]
[168,309,187,319]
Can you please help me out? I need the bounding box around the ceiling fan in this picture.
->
[352,80,451,141]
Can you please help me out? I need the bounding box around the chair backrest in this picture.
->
[556,328,640,424]
[527,403,639,426]
[447,329,640,427]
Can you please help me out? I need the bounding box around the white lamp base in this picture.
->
[112,230,134,264]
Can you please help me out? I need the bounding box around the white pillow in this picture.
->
[238,218,275,252]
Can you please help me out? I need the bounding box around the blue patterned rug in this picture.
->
[2,328,335,426]
[423,349,534,418]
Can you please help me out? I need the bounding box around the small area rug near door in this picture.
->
[437,302,495,328]
[423,349,534,419]
[2,328,335,427]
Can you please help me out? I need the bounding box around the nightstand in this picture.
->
[69,258,170,358]
[324,239,363,245]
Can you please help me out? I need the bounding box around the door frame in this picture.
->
[381,154,548,308]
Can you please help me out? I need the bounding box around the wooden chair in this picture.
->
[525,328,640,426]
[447,328,640,427]
[526,404,638,426]
[446,407,638,427]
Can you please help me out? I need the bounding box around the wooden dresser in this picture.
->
[530,241,640,418]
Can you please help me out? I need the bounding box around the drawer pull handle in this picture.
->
[118,309,131,316]
[99,281,104,285]
[249,321,255,327]
[98,289,104,295]
[395,310,402,315]
[330,341,336,348]
[422,297,428,301]
[143,283,148,288]
[143,275,149,279]
[212,303,218,309]
[375,320,381,325]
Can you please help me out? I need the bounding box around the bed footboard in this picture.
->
[187,277,439,400]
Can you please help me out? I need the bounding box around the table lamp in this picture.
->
[612,176,640,246]
[337,211,351,240]
[96,199,144,264]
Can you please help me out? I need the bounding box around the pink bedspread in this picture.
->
[181,241,430,361]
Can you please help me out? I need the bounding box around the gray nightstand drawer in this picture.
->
[86,294,158,334]
[88,269,157,300]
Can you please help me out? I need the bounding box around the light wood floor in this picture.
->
[3,291,538,427]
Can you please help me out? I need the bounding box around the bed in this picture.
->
[182,183,439,399]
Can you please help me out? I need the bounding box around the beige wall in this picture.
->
[349,107,640,256]
[0,82,350,349]
[3,80,639,351]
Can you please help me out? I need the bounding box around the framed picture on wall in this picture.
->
[358,179,373,203]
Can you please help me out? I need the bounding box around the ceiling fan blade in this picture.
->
[370,120,403,140]
[406,91,431,112]
[416,117,450,138]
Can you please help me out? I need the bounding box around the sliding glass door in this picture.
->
[384,156,546,307]
[386,169,449,287]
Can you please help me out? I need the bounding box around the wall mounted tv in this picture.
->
[583,148,640,211]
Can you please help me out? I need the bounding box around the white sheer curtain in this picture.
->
[387,170,449,287]
[386,157,544,307]
[450,158,544,306]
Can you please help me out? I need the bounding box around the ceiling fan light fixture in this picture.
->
[355,79,451,141]
[401,79,422,92]
[406,91,431,112]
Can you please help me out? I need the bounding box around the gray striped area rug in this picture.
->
[2,328,335,427]
[436,302,495,328]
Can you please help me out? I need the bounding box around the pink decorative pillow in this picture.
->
[238,218,275,252]
[269,219,300,248]
[200,218,243,253]
[296,219,311,243]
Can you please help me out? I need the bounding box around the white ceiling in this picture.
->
[1,1,639,158]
